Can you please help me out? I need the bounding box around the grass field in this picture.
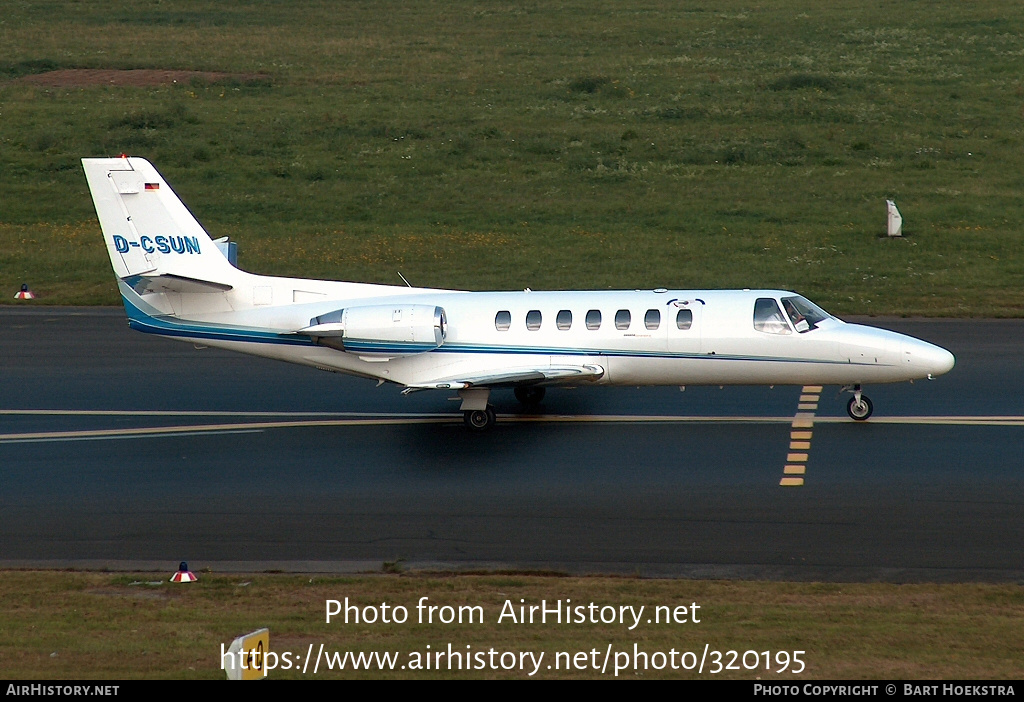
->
[1,0,1022,313]
[2,572,1022,679]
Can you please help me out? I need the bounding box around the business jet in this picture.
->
[82,157,955,430]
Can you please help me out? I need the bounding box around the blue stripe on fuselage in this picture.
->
[118,293,879,366]
[120,294,314,347]
[116,290,884,368]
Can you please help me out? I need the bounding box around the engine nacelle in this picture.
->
[309,304,447,356]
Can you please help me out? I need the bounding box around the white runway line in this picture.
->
[0,417,455,444]
[0,410,1020,444]
[0,409,454,418]
[0,429,265,444]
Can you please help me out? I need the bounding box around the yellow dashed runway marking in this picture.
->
[791,414,815,428]
[780,386,822,486]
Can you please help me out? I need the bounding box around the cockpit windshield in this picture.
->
[780,295,831,333]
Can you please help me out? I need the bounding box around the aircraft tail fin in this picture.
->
[82,156,240,287]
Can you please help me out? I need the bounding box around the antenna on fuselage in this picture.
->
[397,271,412,287]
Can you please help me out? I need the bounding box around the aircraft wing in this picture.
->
[403,364,605,392]
[289,322,346,337]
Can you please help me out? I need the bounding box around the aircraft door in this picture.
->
[666,300,702,355]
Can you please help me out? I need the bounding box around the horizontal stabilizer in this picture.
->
[122,273,233,295]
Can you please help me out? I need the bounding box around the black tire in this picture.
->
[514,386,546,406]
[464,406,497,430]
[847,395,873,421]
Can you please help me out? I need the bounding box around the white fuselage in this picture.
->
[138,280,954,390]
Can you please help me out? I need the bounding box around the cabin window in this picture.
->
[676,309,693,330]
[615,309,631,330]
[586,309,602,330]
[526,309,542,331]
[645,309,660,330]
[753,298,792,335]
[556,309,572,330]
[495,310,511,331]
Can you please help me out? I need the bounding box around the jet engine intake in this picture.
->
[308,304,447,356]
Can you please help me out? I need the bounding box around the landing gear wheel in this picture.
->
[514,386,546,407]
[847,395,873,421]
[464,405,497,431]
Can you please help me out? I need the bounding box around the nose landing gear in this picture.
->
[842,384,874,420]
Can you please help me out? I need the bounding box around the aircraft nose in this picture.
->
[903,337,955,378]
[932,346,956,376]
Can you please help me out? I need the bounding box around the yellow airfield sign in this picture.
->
[223,628,269,680]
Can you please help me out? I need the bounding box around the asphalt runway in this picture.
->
[1,307,1021,581]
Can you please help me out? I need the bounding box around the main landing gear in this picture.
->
[514,386,546,407]
[842,384,874,421]
[459,387,496,431]
[463,405,497,431]
[460,386,547,430]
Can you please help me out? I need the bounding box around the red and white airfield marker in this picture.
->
[170,561,198,583]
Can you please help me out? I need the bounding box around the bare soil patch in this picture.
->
[16,69,269,87]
